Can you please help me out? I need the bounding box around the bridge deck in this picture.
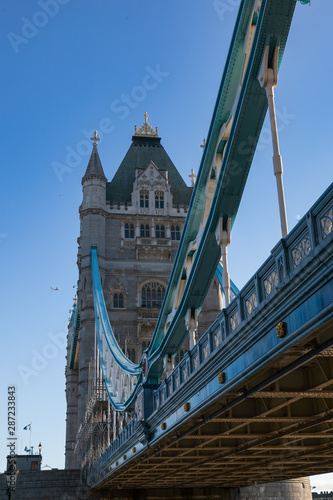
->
[89,183,333,490]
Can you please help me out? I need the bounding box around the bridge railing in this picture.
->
[87,415,138,479]
[87,182,332,486]
[152,182,333,413]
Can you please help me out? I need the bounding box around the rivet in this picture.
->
[218,372,226,384]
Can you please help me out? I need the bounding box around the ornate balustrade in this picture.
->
[152,182,333,412]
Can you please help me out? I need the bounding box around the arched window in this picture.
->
[141,282,166,308]
[113,293,124,308]
[155,224,165,239]
[124,223,134,238]
[155,191,164,209]
[171,225,181,241]
[140,224,150,237]
[140,190,149,208]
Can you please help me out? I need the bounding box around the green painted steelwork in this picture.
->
[69,302,80,369]
[89,0,302,407]
[147,0,298,382]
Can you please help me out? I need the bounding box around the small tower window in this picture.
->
[141,282,166,308]
[125,223,134,238]
[155,191,164,209]
[140,224,150,237]
[140,190,149,208]
[171,225,181,241]
[155,224,165,239]
[113,293,124,308]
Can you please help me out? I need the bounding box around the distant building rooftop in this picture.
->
[7,454,42,472]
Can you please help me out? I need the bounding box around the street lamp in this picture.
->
[5,460,19,500]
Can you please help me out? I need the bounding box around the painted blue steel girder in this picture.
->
[147,0,298,382]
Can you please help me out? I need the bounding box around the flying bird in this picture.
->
[50,287,61,291]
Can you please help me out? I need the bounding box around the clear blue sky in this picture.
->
[1,0,332,491]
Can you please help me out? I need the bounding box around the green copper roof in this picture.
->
[83,144,106,182]
[106,135,192,207]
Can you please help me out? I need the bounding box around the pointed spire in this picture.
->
[82,131,106,182]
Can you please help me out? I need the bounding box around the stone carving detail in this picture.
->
[263,269,278,297]
[230,311,240,332]
[321,207,333,239]
[214,329,222,348]
[245,292,257,316]
[291,234,311,268]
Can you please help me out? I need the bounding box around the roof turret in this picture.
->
[82,131,107,182]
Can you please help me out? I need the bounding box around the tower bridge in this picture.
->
[62,0,333,498]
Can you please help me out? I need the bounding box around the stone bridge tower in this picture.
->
[64,115,312,500]
[65,115,222,469]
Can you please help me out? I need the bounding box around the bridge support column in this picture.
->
[259,46,288,238]
[163,354,174,377]
[185,308,198,349]
[216,217,231,308]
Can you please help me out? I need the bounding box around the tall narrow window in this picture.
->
[125,223,134,238]
[140,224,150,237]
[140,190,149,208]
[155,224,165,238]
[113,293,124,308]
[171,225,181,241]
[155,191,164,209]
[141,282,166,308]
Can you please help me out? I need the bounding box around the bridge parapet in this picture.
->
[152,181,333,413]
[87,183,333,489]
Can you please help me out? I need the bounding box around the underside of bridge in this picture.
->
[94,318,333,491]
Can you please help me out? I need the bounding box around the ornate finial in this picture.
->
[90,130,100,146]
[200,138,206,150]
[189,168,197,187]
[134,113,159,137]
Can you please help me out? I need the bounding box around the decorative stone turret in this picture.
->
[77,132,107,432]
